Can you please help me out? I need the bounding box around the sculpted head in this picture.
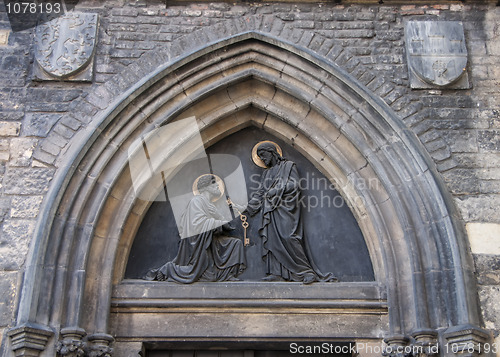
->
[257,142,281,167]
[197,174,220,197]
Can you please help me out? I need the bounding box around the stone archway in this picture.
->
[8,32,488,356]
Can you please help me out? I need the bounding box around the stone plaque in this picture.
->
[34,12,99,81]
[405,21,470,89]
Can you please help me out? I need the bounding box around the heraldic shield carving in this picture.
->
[34,12,99,82]
[405,21,470,89]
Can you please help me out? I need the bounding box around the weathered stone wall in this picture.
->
[0,0,499,353]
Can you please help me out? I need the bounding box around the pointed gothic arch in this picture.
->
[8,32,488,356]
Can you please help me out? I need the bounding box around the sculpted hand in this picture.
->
[222,223,235,231]
[232,203,246,213]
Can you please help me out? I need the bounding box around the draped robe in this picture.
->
[145,194,246,283]
[248,160,335,282]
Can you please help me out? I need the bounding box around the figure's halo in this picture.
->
[252,141,283,168]
[192,174,225,202]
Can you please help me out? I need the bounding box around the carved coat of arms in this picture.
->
[405,21,469,89]
[34,13,99,81]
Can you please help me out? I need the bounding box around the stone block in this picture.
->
[32,159,49,168]
[182,9,201,17]
[0,112,23,122]
[295,21,315,30]
[22,113,61,137]
[3,167,54,195]
[115,32,146,41]
[440,130,478,153]
[430,146,452,162]
[0,197,10,225]
[111,7,139,16]
[0,138,8,150]
[108,24,137,32]
[0,271,17,326]
[40,140,61,156]
[10,196,44,219]
[32,149,56,166]
[9,138,36,166]
[455,153,500,168]
[467,223,500,255]
[53,123,75,140]
[480,181,500,195]
[1,54,26,74]
[0,90,26,115]
[443,169,480,195]
[455,195,500,223]
[478,286,500,331]
[0,219,35,270]
[436,157,458,172]
[60,116,82,131]
[0,122,20,137]
[474,254,500,285]
[478,130,500,152]
[202,10,223,18]
[0,30,9,46]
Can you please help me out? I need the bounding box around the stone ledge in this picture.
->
[7,323,53,357]
[114,280,386,300]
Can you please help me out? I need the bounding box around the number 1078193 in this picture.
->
[6,2,61,14]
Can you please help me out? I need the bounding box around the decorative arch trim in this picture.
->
[9,32,487,356]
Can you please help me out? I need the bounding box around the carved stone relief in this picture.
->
[34,12,99,82]
[128,127,374,283]
[405,21,470,89]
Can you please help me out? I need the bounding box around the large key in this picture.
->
[241,214,249,246]
[227,198,250,246]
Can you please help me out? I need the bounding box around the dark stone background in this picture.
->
[125,126,374,282]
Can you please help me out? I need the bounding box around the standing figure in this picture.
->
[145,174,246,283]
[247,142,336,284]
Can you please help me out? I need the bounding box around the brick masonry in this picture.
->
[0,0,499,353]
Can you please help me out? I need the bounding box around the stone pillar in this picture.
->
[7,324,53,357]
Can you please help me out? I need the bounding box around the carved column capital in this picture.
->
[444,324,491,357]
[56,327,87,357]
[7,323,54,357]
[87,333,115,357]
[411,329,439,357]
